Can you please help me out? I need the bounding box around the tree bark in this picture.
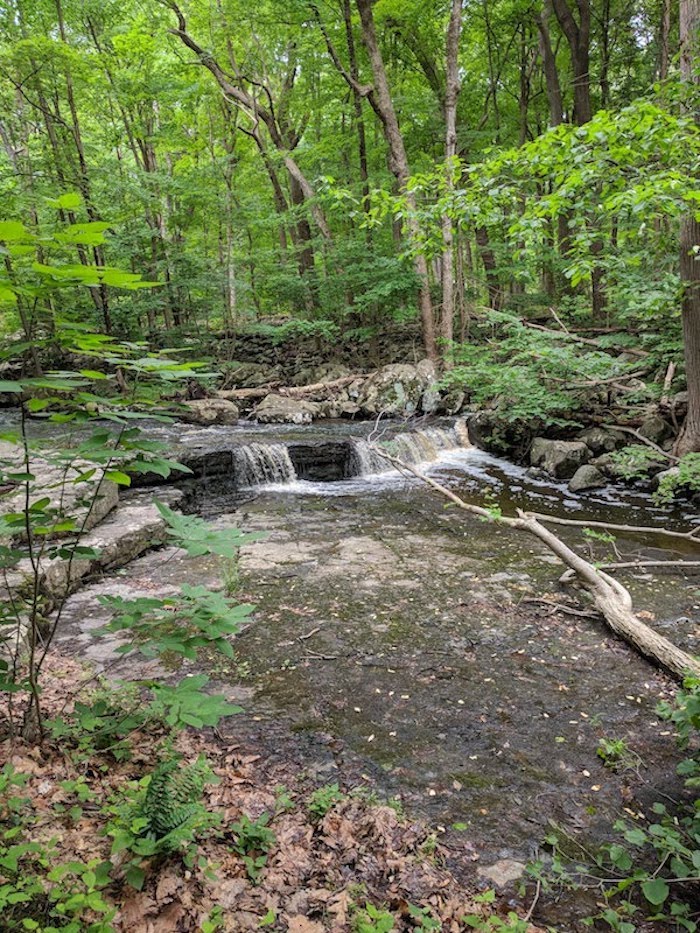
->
[355,0,438,363]
[675,0,700,455]
[551,0,592,125]
[440,0,463,364]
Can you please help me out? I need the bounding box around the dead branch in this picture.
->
[604,424,678,463]
[594,560,700,572]
[369,445,700,682]
[526,512,700,542]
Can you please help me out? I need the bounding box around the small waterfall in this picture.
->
[350,423,470,476]
[233,443,298,487]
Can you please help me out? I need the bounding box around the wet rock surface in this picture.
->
[530,438,591,479]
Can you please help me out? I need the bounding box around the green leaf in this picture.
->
[47,192,82,210]
[641,878,669,906]
[125,864,146,890]
[0,381,23,393]
[105,470,131,486]
[0,221,27,241]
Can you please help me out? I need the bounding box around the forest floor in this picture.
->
[1,654,545,933]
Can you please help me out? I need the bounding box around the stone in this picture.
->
[568,464,607,492]
[437,389,466,416]
[180,398,240,425]
[530,438,590,479]
[222,361,278,388]
[253,394,320,425]
[420,385,441,415]
[638,413,672,445]
[478,858,527,887]
[576,427,625,456]
[357,361,437,417]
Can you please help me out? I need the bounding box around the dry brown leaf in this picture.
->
[287,916,325,933]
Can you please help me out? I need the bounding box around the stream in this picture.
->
[21,414,700,927]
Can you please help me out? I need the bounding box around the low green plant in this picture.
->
[407,902,441,931]
[307,783,345,819]
[105,754,218,890]
[0,764,115,931]
[655,453,700,503]
[609,445,666,481]
[596,737,641,773]
[353,901,395,933]
[230,813,276,883]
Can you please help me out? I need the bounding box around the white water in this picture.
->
[351,424,469,477]
[231,422,472,491]
[233,443,297,487]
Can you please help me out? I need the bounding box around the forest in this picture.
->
[1,0,700,931]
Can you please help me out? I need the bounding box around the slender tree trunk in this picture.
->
[475,226,502,310]
[355,0,438,363]
[675,0,700,455]
[440,0,463,365]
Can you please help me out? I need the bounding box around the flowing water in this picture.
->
[33,414,700,928]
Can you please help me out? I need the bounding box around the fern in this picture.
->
[143,756,207,839]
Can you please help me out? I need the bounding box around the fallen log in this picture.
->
[370,446,700,682]
[221,373,366,403]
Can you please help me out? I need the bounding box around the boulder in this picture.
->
[180,398,240,425]
[638,413,672,445]
[568,464,607,492]
[357,361,437,417]
[577,427,625,456]
[530,438,590,479]
[223,362,279,389]
[436,389,466,416]
[253,394,320,425]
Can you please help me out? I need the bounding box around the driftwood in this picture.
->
[371,446,700,682]
[221,374,364,403]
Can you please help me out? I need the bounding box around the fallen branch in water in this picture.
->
[369,445,700,682]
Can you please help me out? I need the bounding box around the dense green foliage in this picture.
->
[0,0,694,349]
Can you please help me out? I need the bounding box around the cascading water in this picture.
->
[350,422,470,477]
[233,443,298,487]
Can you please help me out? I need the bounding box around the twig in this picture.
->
[298,625,322,641]
[523,878,541,923]
[522,597,599,619]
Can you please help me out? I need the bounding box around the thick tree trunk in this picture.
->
[355,0,438,363]
[675,0,700,455]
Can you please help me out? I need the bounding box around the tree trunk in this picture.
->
[355,0,438,363]
[440,0,463,365]
[551,0,592,125]
[675,0,700,455]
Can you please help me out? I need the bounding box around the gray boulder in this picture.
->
[223,362,279,389]
[253,394,320,425]
[180,398,240,425]
[638,413,672,445]
[577,427,625,456]
[358,361,437,417]
[436,389,466,416]
[530,438,591,479]
[568,464,607,492]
